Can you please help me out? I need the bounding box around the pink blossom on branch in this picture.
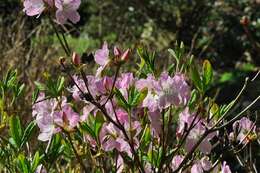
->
[55,0,81,24]
[94,42,110,66]
[33,93,80,141]
[177,109,216,154]
[191,157,212,173]
[100,123,133,157]
[23,0,48,17]
[220,161,232,173]
[116,73,135,90]
[33,93,60,141]
[94,42,110,76]
[157,73,190,109]
[138,72,190,112]
[230,117,257,144]
[171,155,184,172]
[53,104,80,131]
[23,0,81,24]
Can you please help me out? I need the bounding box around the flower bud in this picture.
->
[120,49,130,61]
[59,57,66,64]
[72,52,81,66]
[103,76,112,91]
[240,16,250,26]
[114,46,121,57]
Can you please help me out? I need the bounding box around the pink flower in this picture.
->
[233,117,256,144]
[70,75,102,102]
[137,72,190,112]
[176,108,199,137]
[94,42,110,76]
[200,157,212,171]
[36,114,58,141]
[95,76,113,94]
[116,155,124,173]
[23,0,45,17]
[33,93,60,141]
[100,120,141,157]
[116,109,129,125]
[191,163,204,173]
[115,73,135,100]
[55,0,81,24]
[144,162,152,173]
[81,104,95,122]
[69,75,87,101]
[53,104,80,131]
[116,73,134,90]
[191,157,212,173]
[177,109,215,154]
[157,73,190,109]
[142,91,159,112]
[23,0,54,17]
[33,93,79,140]
[101,123,132,157]
[94,42,110,66]
[221,161,232,173]
[171,155,184,172]
[135,74,157,91]
[185,123,214,154]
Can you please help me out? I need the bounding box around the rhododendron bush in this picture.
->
[0,1,259,173]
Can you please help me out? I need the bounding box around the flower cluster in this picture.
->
[23,0,81,24]
[33,93,80,141]
[29,42,260,172]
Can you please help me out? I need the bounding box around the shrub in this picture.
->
[0,1,259,173]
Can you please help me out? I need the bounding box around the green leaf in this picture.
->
[210,103,220,120]
[202,60,213,88]
[94,112,105,138]
[167,64,175,75]
[9,115,23,148]
[115,88,129,110]
[131,88,148,107]
[32,88,40,104]
[137,47,156,74]
[31,151,42,172]
[220,100,235,116]
[46,134,64,161]
[4,69,17,89]
[190,65,202,92]
[140,125,151,147]
[137,47,149,62]
[20,121,36,149]
[17,154,30,173]
[17,84,25,97]
[219,72,234,83]
[80,122,96,139]
[189,90,198,105]
[168,48,179,64]
[57,77,65,93]
[34,81,46,91]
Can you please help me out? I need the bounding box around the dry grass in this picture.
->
[0,12,62,123]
